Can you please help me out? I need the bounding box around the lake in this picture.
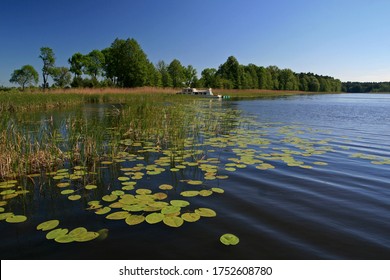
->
[1,93,390,259]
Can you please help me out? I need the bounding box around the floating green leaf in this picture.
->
[54,235,74,243]
[145,213,164,224]
[37,219,60,231]
[68,194,81,201]
[161,205,181,215]
[180,191,199,197]
[102,194,118,202]
[6,215,27,223]
[46,228,68,240]
[69,227,88,237]
[220,233,240,245]
[211,187,225,194]
[163,216,184,227]
[159,184,173,190]
[195,208,216,217]
[85,184,97,190]
[125,215,145,226]
[56,182,70,188]
[187,180,203,185]
[106,211,130,220]
[95,207,111,215]
[170,200,190,207]
[181,212,200,222]
[60,189,74,195]
[74,231,99,242]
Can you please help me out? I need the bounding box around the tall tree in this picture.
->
[105,38,150,87]
[9,65,39,90]
[217,56,241,89]
[84,50,105,79]
[39,47,55,89]
[201,68,217,88]
[168,59,186,88]
[68,52,85,77]
[156,60,172,88]
[184,65,197,87]
[51,67,72,88]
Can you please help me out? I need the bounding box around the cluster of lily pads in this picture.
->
[350,152,390,165]
[0,180,29,224]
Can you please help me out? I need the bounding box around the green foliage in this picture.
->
[342,81,390,93]
[84,50,105,79]
[168,59,186,88]
[51,67,72,88]
[39,47,56,89]
[68,52,85,77]
[9,65,39,90]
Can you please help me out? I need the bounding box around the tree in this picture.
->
[105,38,150,87]
[257,67,273,89]
[279,69,298,90]
[39,47,55,89]
[51,67,72,88]
[9,65,39,90]
[84,50,105,79]
[156,60,172,88]
[217,56,241,89]
[168,59,186,88]
[68,52,85,78]
[184,65,197,87]
[201,68,217,88]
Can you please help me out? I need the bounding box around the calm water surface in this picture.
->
[1,93,390,259]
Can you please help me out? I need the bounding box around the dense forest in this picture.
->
[8,37,388,93]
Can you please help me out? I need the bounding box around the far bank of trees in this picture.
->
[342,82,390,93]
[8,37,344,92]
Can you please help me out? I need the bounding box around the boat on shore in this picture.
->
[176,88,229,99]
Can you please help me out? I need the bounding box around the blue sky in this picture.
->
[1,0,390,86]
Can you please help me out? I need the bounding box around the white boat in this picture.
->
[177,88,223,98]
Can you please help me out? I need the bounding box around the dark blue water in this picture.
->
[1,93,390,260]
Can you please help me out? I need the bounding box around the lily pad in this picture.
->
[46,228,68,240]
[118,177,130,181]
[106,211,130,220]
[37,219,60,231]
[195,208,216,217]
[69,227,88,237]
[85,184,97,190]
[159,184,173,190]
[0,212,14,220]
[170,200,190,207]
[211,187,225,193]
[56,182,70,188]
[68,194,81,201]
[181,212,200,222]
[60,189,74,195]
[125,215,145,226]
[163,216,184,227]
[54,235,74,243]
[161,205,181,215]
[95,207,111,215]
[145,212,164,224]
[199,190,213,197]
[187,180,203,185]
[74,231,99,242]
[102,194,118,202]
[180,190,199,197]
[6,215,27,223]
[136,189,152,195]
[220,233,240,245]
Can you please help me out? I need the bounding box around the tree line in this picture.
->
[9,37,343,92]
[342,82,390,93]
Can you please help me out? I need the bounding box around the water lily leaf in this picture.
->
[95,207,111,215]
[216,175,229,179]
[106,211,130,220]
[2,193,18,200]
[54,235,74,243]
[187,180,203,185]
[161,205,181,215]
[0,201,7,206]
[211,187,225,193]
[0,207,4,212]
[37,219,60,231]
[181,212,200,222]
[0,190,15,195]
[170,168,179,172]
[118,177,130,181]
[153,192,168,200]
[102,194,118,202]
[74,231,99,242]
[195,208,216,217]
[136,188,152,195]
[163,216,184,227]
[225,167,236,172]
[220,233,240,245]
[122,185,135,191]
[125,215,145,226]
[170,200,190,207]
[0,212,14,220]
[96,228,109,240]
[145,213,164,224]
[101,161,113,165]
[111,190,125,196]
[68,195,81,201]
[123,204,146,212]
[199,190,213,197]
[85,184,97,190]
[61,189,74,195]
[69,227,88,237]
[46,228,68,240]
[159,184,173,190]
[6,215,27,223]
[180,190,199,197]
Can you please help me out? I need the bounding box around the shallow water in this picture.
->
[1,93,390,260]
